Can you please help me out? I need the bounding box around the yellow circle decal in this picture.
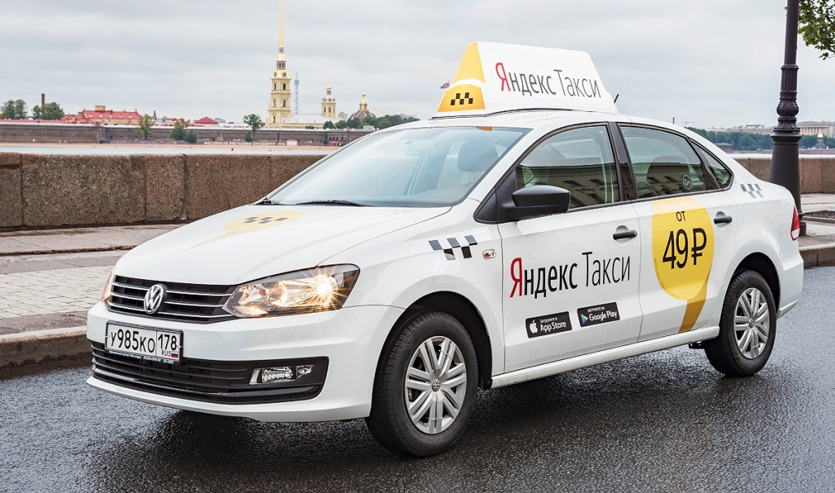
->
[651,197,714,301]
[223,211,303,232]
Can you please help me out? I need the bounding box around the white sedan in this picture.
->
[87,43,803,457]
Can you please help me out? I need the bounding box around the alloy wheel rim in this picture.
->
[734,287,770,359]
[404,336,467,435]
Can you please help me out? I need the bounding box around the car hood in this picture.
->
[115,205,449,285]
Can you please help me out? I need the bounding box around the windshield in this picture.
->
[266,126,527,207]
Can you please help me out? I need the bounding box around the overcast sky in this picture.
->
[1,0,833,128]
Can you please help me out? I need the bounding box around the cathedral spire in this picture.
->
[276,0,286,67]
[268,0,291,126]
[279,0,284,53]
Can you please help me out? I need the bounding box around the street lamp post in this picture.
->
[770,0,805,236]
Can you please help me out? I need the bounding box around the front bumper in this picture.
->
[86,302,403,422]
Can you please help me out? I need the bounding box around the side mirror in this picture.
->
[512,185,571,209]
[500,185,571,221]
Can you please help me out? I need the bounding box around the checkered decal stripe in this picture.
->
[450,92,475,107]
[429,235,478,261]
[741,183,764,198]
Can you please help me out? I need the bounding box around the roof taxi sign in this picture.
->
[436,42,618,117]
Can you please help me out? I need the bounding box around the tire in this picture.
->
[366,311,479,457]
[704,270,776,377]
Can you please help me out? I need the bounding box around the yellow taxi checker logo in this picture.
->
[438,84,486,113]
[651,197,714,333]
[224,211,303,232]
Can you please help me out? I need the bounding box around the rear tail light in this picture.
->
[791,205,800,241]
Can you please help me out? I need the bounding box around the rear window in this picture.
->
[621,126,708,198]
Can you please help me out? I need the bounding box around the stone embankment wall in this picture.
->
[0,122,372,145]
[1,154,833,231]
[0,153,326,230]
[733,156,835,194]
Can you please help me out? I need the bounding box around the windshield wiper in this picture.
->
[254,198,283,205]
[293,199,367,207]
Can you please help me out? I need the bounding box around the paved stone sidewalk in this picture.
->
[0,265,112,318]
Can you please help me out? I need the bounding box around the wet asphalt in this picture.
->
[2,267,835,492]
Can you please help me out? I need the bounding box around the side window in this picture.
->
[621,126,707,198]
[697,145,733,188]
[516,125,619,209]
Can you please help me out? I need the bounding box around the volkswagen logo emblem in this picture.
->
[144,284,166,315]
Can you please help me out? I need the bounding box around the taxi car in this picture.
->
[87,42,803,457]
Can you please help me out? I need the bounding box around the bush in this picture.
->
[184,130,197,143]
[245,131,253,142]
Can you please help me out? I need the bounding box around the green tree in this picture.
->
[243,114,264,135]
[135,114,154,140]
[184,130,197,143]
[170,119,189,140]
[321,131,329,145]
[0,99,27,119]
[334,120,348,129]
[304,125,315,129]
[346,117,362,129]
[362,115,378,128]
[692,129,776,151]
[799,135,818,148]
[800,0,835,59]
[323,120,335,129]
[244,131,253,142]
[31,101,64,120]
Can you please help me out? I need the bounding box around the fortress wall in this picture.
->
[0,123,372,145]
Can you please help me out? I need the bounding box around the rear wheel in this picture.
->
[704,270,776,377]
[366,311,478,457]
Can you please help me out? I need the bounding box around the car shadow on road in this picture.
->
[83,346,815,491]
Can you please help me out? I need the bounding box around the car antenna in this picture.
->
[613,94,619,104]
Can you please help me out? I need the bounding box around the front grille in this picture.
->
[107,275,236,323]
[91,343,328,404]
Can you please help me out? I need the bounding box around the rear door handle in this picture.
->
[613,230,638,240]
[714,215,733,224]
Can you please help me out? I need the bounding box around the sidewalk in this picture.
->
[2,196,835,370]
[0,224,178,369]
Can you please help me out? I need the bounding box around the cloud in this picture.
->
[1,0,832,127]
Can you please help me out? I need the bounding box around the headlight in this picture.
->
[222,265,360,318]
[101,270,115,302]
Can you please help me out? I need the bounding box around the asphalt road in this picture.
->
[3,268,835,492]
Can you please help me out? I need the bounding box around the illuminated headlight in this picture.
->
[101,270,115,302]
[222,265,360,318]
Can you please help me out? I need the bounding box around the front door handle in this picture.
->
[613,230,638,240]
[714,215,733,224]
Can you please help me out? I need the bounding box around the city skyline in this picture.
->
[1,0,834,128]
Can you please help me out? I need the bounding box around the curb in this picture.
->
[0,245,134,257]
[799,243,835,268]
[0,326,89,369]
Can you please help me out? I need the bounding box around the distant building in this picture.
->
[723,121,834,138]
[724,124,772,135]
[350,92,376,121]
[61,105,141,125]
[322,85,336,120]
[193,117,219,126]
[799,121,835,138]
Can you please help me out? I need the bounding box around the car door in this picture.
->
[499,124,643,372]
[617,125,738,341]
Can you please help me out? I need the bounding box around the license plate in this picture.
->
[105,323,183,364]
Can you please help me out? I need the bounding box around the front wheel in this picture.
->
[366,311,479,457]
[704,270,776,377]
